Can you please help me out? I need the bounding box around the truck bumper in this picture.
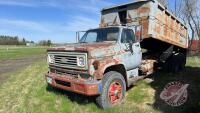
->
[45,72,102,96]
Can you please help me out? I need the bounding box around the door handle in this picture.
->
[135,44,140,47]
[125,49,129,52]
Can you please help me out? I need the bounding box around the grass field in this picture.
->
[0,60,161,113]
[0,46,47,60]
[0,46,47,83]
[0,47,199,113]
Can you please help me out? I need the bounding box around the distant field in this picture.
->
[0,46,47,83]
[0,46,47,60]
[0,57,199,113]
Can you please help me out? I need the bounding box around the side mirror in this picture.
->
[128,40,134,54]
[76,32,80,43]
[128,25,143,42]
[134,25,143,42]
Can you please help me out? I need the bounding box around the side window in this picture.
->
[121,29,135,43]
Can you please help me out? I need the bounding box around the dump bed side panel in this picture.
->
[149,1,188,48]
[100,0,188,49]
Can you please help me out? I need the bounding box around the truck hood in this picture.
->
[48,42,118,58]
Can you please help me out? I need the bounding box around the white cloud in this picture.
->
[0,16,99,43]
[77,0,113,13]
[0,0,113,12]
[0,0,64,8]
[0,18,73,43]
[0,15,99,34]
[0,19,48,32]
[0,0,39,7]
[0,0,115,43]
[77,5,100,13]
[64,16,99,31]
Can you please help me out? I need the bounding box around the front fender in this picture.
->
[88,57,122,79]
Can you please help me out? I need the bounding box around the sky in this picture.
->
[0,0,177,43]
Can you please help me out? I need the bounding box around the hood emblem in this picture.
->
[60,58,69,62]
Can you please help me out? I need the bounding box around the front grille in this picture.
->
[54,55,77,67]
[48,52,87,70]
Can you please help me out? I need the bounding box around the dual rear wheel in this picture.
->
[164,53,186,73]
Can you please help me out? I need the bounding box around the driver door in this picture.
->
[120,28,142,70]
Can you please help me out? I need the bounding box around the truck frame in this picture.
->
[45,0,188,109]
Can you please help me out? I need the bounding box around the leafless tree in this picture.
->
[171,0,184,18]
[182,0,200,41]
[157,0,168,8]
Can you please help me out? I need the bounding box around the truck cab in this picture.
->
[46,26,143,108]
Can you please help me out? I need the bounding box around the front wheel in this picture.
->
[96,71,126,109]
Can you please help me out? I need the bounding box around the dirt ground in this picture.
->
[0,55,45,83]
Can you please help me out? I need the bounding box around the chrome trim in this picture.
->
[48,52,88,70]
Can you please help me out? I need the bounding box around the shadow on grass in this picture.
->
[45,66,200,113]
[148,66,200,113]
[46,84,97,106]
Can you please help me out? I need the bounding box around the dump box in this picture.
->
[100,0,188,49]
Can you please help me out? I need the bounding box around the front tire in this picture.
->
[96,71,126,109]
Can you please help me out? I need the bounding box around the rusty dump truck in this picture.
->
[45,0,188,108]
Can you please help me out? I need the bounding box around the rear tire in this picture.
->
[178,53,186,71]
[163,52,186,73]
[96,71,126,109]
[171,54,180,73]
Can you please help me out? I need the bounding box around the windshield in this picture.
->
[79,27,119,43]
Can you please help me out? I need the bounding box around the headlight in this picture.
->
[47,54,54,64]
[77,56,85,67]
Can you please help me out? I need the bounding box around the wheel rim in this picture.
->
[108,81,123,104]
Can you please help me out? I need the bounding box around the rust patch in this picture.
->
[89,57,121,79]
[137,7,150,14]
[47,42,115,57]
[153,7,188,48]
[100,17,108,28]
[138,16,149,38]
[46,72,100,96]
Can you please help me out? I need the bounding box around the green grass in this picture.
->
[0,60,160,113]
[0,57,199,113]
[186,56,200,67]
[0,46,47,60]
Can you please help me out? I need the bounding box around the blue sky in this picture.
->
[0,0,177,43]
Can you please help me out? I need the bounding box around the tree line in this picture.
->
[38,40,52,46]
[0,35,52,46]
[0,35,27,45]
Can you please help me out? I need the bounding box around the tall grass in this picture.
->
[0,57,199,113]
[0,60,160,113]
